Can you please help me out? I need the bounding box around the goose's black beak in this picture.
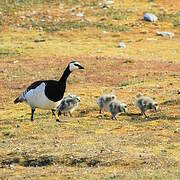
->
[78,65,84,69]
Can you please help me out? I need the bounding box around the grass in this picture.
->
[0,0,180,179]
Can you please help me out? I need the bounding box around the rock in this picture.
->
[118,42,126,48]
[178,90,180,94]
[144,13,158,22]
[34,39,46,43]
[174,128,180,133]
[147,38,157,41]
[16,124,20,128]
[102,0,114,8]
[13,60,19,64]
[76,12,84,17]
[104,0,114,6]
[156,31,174,38]
[71,8,75,12]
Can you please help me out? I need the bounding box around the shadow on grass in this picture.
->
[1,157,20,167]
[1,155,57,168]
[160,99,180,106]
[125,112,180,123]
[22,155,55,167]
[1,154,124,168]
[60,154,133,168]
[61,154,100,167]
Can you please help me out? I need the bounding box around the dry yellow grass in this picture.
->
[0,0,180,179]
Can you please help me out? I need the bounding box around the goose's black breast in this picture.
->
[45,80,65,102]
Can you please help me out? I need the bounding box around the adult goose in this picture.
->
[14,61,84,121]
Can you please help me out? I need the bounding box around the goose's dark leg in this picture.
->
[52,109,56,117]
[58,111,61,117]
[31,109,35,121]
[69,112,72,117]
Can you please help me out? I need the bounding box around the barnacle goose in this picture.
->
[96,94,116,114]
[57,94,80,117]
[136,95,158,118]
[14,61,84,121]
[107,100,127,120]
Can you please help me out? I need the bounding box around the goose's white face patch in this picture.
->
[69,61,83,72]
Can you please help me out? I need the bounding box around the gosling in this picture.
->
[58,94,80,117]
[136,96,158,118]
[97,94,116,114]
[106,100,127,120]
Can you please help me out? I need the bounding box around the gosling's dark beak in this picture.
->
[154,106,158,112]
[124,108,127,113]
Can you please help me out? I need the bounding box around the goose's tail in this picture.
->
[14,96,21,104]
[14,94,25,104]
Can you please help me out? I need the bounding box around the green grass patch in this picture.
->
[119,79,144,87]
[156,11,180,28]
[0,47,21,57]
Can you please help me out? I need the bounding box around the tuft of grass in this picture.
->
[119,79,144,87]
[156,11,180,28]
[0,47,21,57]
[95,22,129,32]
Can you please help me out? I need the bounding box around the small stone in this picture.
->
[144,13,158,22]
[76,12,84,17]
[71,8,75,12]
[118,42,126,48]
[156,31,174,38]
[147,38,157,41]
[13,60,19,64]
[9,164,14,169]
[16,124,20,128]
[174,128,180,133]
[104,0,114,6]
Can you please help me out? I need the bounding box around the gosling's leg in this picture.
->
[112,113,117,120]
[69,112,72,117]
[99,108,102,114]
[143,112,148,118]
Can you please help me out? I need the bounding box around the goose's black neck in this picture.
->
[59,66,71,84]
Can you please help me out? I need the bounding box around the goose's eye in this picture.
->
[74,63,84,69]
